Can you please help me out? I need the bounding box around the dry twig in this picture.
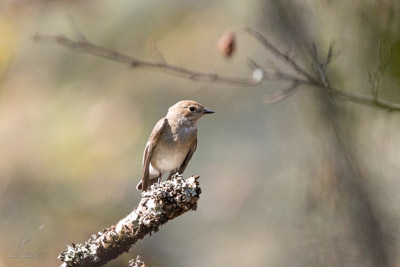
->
[34,27,399,110]
[246,28,399,111]
[368,40,391,100]
[33,33,259,86]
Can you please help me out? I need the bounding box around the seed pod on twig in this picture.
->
[218,31,236,58]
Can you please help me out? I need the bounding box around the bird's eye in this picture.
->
[188,106,196,112]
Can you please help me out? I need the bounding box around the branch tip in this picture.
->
[58,175,201,267]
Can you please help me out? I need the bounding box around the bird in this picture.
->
[136,100,214,191]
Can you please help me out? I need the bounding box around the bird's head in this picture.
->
[167,100,214,123]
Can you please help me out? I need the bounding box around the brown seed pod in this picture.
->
[217,31,236,58]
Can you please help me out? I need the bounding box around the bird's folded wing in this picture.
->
[141,117,168,191]
[178,138,197,174]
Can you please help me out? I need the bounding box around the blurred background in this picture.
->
[1,0,400,266]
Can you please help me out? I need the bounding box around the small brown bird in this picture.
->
[136,100,214,191]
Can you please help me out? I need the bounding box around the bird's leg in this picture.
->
[157,175,161,184]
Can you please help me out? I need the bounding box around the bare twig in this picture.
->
[311,43,330,88]
[58,175,201,267]
[66,14,87,42]
[246,27,319,84]
[331,88,400,111]
[247,58,305,83]
[34,28,400,111]
[322,43,334,72]
[301,39,400,111]
[148,39,166,64]
[368,40,391,100]
[33,33,259,86]
[246,29,400,111]
[263,82,300,104]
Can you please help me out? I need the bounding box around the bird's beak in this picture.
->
[203,109,215,114]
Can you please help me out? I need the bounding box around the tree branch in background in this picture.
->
[368,40,391,101]
[33,33,259,86]
[34,27,398,111]
[245,28,399,111]
[58,175,201,267]
[263,82,300,103]
[246,27,319,84]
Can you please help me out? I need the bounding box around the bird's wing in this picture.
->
[140,117,168,191]
[178,138,197,174]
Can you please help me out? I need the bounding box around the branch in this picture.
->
[246,27,319,84]
[34,28,400,111]
[311,43,330,89]
[33,33,259,86]
[331,88,400,111]
[245,27,400,111]
[368,40,391,100]
[58,175,201,267]
[263,82,300,104]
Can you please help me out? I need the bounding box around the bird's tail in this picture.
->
[136,180,143,191]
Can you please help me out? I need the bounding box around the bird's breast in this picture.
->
[151,142,190,173]
[150,123,196,173]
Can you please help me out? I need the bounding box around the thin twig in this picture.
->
[148,39,166,64]
[263,82,300,104]
[311,43,330,89]
[322,42,334,72]
[331,88,400,111]
[246,27,319,84]
[305,40,400,111]
[247,58,305,83]
[247,29,399,110]
[66,14,87,42]
[33,33,260,86]
[33,29,400,111]
[368,40,391,100]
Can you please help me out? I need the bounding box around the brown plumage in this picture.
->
[137,100,214,191]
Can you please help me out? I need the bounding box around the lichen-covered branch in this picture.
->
[129,256,146,267]
[58,175,201,267]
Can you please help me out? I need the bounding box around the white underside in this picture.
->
[149,163,161,179]
[145,145,189,180]
[150,149,187,179]
[143,122,196,181]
